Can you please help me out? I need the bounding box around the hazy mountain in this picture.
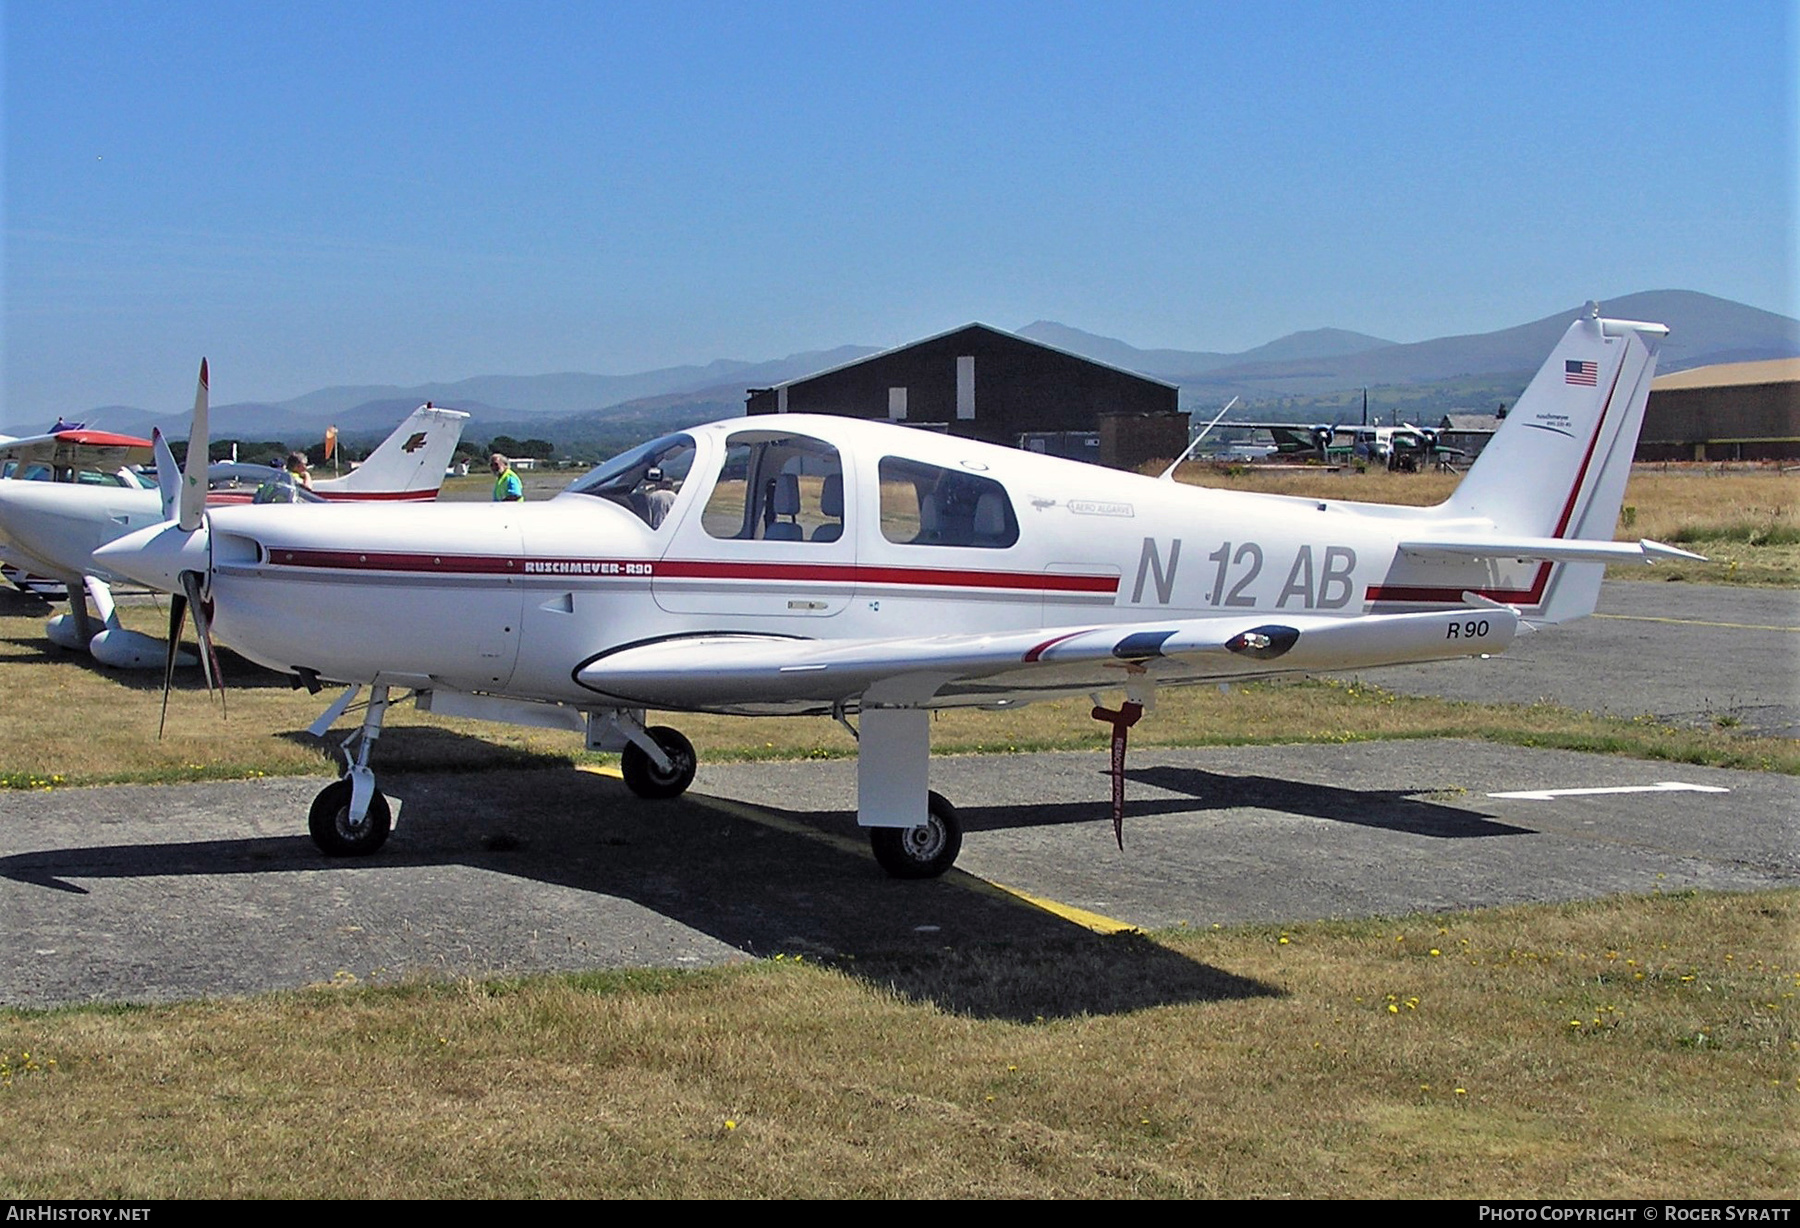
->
[51,290,1796,450]
[1177,291,1799,399]
[96,344,881,442]
[1016,321,1395,378]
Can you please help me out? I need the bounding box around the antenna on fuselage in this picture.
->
[1158,396,1238,481]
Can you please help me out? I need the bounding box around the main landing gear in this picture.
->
[868,791,962,879]
[854,707,963,880]
[619,725,697,800]
[299,689,966,881]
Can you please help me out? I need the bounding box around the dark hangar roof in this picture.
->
[751,322,1178,393]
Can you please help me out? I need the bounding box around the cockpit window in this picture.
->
[203,464,328,503]
[879,457,1017,548]
[564,433,697,528]
[702,431,844,542]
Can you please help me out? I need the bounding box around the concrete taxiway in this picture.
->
[3,739,1793,1008]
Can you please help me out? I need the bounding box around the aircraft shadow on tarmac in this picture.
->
[1117,765,1534,838]
[934,764,1532,840]
[0,767,1279,1022]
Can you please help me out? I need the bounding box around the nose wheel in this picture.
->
[308,777,392,856]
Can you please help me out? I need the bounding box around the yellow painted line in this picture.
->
[578,764,1139,933]
[683,791,872,858]
[1592,613,1800,632]
[972,881,1140,934]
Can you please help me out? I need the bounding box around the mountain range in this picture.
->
[55,290,1800,451]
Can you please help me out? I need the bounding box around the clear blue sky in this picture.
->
[3,1,1794,425]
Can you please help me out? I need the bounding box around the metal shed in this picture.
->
[1641,359,1800,461]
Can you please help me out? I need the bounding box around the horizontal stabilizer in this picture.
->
[1399,537,1705,565]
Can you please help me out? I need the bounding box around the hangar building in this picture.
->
[745,323,1186,470]
[1640,359,1800,462]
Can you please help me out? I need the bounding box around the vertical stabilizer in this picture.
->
[1445,304,1664,537]
[1439,305,1665,622]
[314,405,470,500]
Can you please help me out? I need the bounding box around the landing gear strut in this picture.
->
[855,707,963,879]
[308,683,394,857]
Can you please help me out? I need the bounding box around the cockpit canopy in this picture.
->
[202,463,328,504]
[563,433,697,527]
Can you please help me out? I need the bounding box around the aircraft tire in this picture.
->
[621,726,697,800]
[308,778,392,857]
[869,791,962,879]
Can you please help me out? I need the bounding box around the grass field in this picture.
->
[1,890,1791,1198]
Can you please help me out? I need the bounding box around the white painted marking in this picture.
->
[1486,781,1731,801]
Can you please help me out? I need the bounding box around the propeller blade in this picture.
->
[158,590,189,740]
[179,358,209,532]
[151,427,181,522]
[180,569,226,718]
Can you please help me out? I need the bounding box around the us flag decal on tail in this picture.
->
[1564,359,1598,386]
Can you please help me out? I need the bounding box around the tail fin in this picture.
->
[1446,303,1665,538]
[313,405,469,501]
[1373,305,1669,624]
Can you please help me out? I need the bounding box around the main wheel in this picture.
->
[869,791,962,879]
[308,777,392,857]
[620,726,697,799]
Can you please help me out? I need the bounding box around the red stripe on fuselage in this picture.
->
[315,489,441,502]
[205,489,440,507]
[259,548,1120,594]
[655,559,1118,593]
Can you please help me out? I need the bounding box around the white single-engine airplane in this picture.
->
[0,395,468,669]
[98,305,1697,878]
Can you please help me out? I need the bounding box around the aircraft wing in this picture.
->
[0,428,154,472]
[574,606,1518,713]
[1397,536,1704,564]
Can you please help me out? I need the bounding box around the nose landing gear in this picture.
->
[307,683,395,857]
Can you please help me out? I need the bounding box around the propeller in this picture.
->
[180,358,209,532]
[151,427,181,521]
[155,360,226,736]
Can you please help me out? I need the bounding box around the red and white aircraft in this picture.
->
[0,391,468,668]
[98,305,1696,878]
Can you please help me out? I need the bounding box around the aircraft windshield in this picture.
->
[564,434,697,527]
[203,464,328,504]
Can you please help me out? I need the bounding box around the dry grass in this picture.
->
[3,590,1794,788]
[1,890,1790,1198]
